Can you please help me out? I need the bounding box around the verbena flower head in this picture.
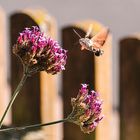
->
[13,26,67,75]
[68,84,103,134]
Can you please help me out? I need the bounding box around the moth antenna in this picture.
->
[73,29,82,39]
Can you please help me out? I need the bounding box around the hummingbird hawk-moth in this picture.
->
[73,25,109,56]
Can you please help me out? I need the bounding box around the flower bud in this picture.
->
[13,26,67,75]
[68,84,103,134]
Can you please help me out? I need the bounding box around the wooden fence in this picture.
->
[0,7,139,140]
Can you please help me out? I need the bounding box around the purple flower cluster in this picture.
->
[68,84,103,134]
[13,26,67,75]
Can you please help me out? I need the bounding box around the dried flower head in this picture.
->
[68,84,103,134]
[13,26,67,75]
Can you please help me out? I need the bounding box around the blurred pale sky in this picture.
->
[0,0,140,41]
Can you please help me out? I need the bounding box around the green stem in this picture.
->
[0,118,68,132]
[0,66,29,128]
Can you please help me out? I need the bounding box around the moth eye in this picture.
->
[94,50,103,56]
[95,51,100,56]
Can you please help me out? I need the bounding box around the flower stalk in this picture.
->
[0,66,29,128]
[0,118,69,132]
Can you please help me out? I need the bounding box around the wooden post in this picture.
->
[62,20,113,140]
[10,9,62,140]
[62,25,95,140]
[10,11,41,126]
[120,36,140,140]
[0,7,11,126]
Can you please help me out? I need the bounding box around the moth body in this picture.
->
[79,38,94,51]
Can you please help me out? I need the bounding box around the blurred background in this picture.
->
[0,0,140,140]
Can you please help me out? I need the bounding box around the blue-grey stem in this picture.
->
[0,118,69,132]
[0,66,29,128]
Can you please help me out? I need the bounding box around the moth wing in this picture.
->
[85,24,93,38]
[91,27,109,47]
